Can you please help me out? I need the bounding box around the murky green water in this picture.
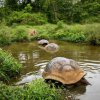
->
[3,40,100,100]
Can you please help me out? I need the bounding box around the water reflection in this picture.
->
[66,85,86,99]
[18,51,39,63]
[76,74,100,100]
[16,74,42,85]
[16,63,45,85]
[2,40,100,100]
[32,51,39,59]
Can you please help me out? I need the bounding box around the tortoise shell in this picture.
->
[38,39,49,45]
[42,57,86,84]
[45,43,59,53]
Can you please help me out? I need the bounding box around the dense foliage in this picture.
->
[0,79,62,100]
[0,23,99,45]
[0,49,22,82]
[0,1,99,99]
[6,11,47,25]
[33,23,100,45]
[0,0,100,24]
[0,26,12,46]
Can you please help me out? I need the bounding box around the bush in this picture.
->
[22,12,47,25]
[0,79,61,100]
[56,21,64,29]
[84,24,100,45]
[64,30,85,43]
[0,49,22,82]
[52,26,85,42]
[12,27,29,42]
[24,4,32,13]
[0,7,11,23]
[0,26,12,46]
[6,11,47,25]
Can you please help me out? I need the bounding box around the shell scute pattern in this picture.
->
[43,57,86,84]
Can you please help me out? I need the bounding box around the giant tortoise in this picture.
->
[44,43,59,53]
[42,57,90,85]
[38,39,49,46]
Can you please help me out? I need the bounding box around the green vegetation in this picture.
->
[33,23,100,45]
[6,11,47,26]
[0,79,62,100]
[0,49,22,82]
[0,23,99,46]
[0,0,100,24]
[0,0,99,99]
[0,0,99,46]
[12,27,30,42]
[0,26,12,46]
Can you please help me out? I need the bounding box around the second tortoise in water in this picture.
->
[44,43,59,53]
[42,57,89,85]
[38,39,49,46]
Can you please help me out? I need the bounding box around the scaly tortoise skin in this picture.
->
[42,57,88,85]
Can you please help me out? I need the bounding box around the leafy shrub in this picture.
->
[84,24,100,45]
[52,27,85,42]
[6,11,47,25]
[24,4,32,13]
[13,27,29,42]
[56,21,64,29]
[0,49,22,82]
[0,7,11,23]
[65,30,85,43]
[82,16,100,23]
[21,12,47,25]
[52,29,66,40]
[0,79,61,100]
[0,26,12,46]
[6,11,22,25]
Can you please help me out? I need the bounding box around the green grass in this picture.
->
[0,49,22,82]
[0,79,62,100]
[0,23,100,45]
[0,26,12,46]
[12,26,30,42]
[33,23,100,45]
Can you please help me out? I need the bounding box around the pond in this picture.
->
[3,40,100,100]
